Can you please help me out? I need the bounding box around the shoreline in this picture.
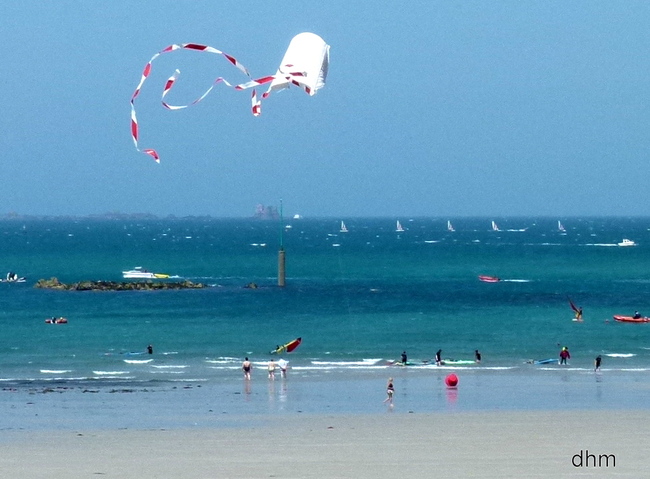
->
[3,367,650,433]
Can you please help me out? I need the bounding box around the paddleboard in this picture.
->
[532,358,556,365]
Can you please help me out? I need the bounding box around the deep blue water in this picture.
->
[1,216,650,388]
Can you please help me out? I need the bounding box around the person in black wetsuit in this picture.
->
[147,344,153,354]
[475,350,482,363]
[435,349,442,366]
[595,355,602,371]
[401,351,407,365]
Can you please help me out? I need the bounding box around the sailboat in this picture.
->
[568,297,583,322]
[340,221,348,233]
[447,220,455,232]
[558,220,566,233]
[491,220,500,232]
[396,220,405,232]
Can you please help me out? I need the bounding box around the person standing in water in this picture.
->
[435,349,442,366]
[242,357,252,380]
[559,347,571,365]
[474,349,482,363]
[277,357,288,378]
[400,351,408,365]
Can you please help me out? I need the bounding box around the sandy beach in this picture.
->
[2,409,648,478]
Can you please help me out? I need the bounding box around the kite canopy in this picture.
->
[265,32,330,97]
[130,33,330,163]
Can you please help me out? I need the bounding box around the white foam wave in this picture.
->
[151,365,188,369]
[168,378,208,382]
[605,353,636,358]
[311,359,383,366]
[205,358,239,364]
[291,365,388,371]
[123,359,153,364]
[40,369,72,374]
[92,371,130,375]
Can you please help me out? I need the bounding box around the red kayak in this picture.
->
[478,275,501,283]
[613,315,650,323]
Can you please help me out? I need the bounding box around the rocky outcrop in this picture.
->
[35,277,206,291]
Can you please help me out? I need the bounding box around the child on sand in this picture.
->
[383,377,395,404]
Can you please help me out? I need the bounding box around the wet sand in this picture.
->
[2,410,648,478]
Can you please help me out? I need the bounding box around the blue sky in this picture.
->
[2,1,649,217]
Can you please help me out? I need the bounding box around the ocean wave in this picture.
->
[311,359,383,366]
[605,353,636,358]
[123,359,153,364]
[291,365,388,371]
[92,371,130,375]
[205,357,239,364]
[40,369,72,374]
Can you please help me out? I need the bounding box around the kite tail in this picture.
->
[130,44,308,162]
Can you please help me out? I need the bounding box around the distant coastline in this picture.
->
[4,213,650,221]
[0,212,214,221]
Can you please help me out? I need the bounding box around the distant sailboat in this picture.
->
[491,220,500,232]
[396,220,405,232]
[340,221,348,233]
[558,220,566,232]
[447,220,455,232]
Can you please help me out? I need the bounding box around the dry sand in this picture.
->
[1,410,648,478]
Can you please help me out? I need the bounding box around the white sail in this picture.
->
[491,221,500,231]
[340,221,348,233]
[447,220,455,232]
[396,220,404,232]
[558,220,566,232]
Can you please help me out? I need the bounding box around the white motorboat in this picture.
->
[122,267,170,279]
[617,239,636,247]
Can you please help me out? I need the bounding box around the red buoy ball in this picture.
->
[445,373,458,388]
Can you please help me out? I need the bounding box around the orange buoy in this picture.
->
[445,373,458,388]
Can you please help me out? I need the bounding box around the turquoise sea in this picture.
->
[2,216,650,427]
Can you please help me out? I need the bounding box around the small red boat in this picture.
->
[613,315,650,323]
[478,275,501,283]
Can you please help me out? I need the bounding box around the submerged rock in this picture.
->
[35,277,206,291]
